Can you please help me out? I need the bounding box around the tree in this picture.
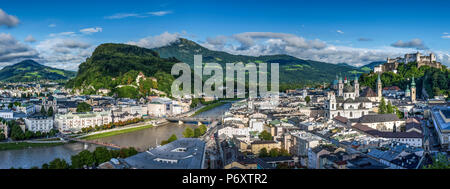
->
[47,106,54,117]
[259,148,268,157]
[10,124,25,140]
[199,124,207,135]
[41,163,49,169]
[379,97,386,114]
[48,158,69,169]
[424,153,450,169]
[182,127,194,138]
[40,106,46,115]
[76,102,92,113]
[269,148,279,157]
[161,134,178,145]
[167,134,177,143]
[93,147,112,165]
[305,96,311,104]
[279,148,290,156]
[78,150,95,167]
[386,101,394,114]
[259,130,272,141]
[70,154,83,169]
[194,128,202,138]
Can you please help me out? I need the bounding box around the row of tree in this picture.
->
[80,117,144,133]
[258,148,291,158]
[182,125,208,138]
[35,147,138,169]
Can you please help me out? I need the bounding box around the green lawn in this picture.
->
[0,142,64,151]
[80,125,154,140]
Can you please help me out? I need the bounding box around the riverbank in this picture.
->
[80,124,154,140]
[192,101,228,117]
[0,141,66,151]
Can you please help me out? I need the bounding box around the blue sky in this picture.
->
[1,0,449,70]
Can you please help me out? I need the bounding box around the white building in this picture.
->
[25,115,54,133]
[325,76,375,120]
[0,110,13,119]
[218,127,250,138]
[54,111,112,132]
[357,114,405,132]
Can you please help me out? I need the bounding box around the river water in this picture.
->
[0,103,232,169]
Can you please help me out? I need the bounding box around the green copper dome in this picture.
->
[411,76,416,87]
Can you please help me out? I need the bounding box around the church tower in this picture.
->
[354,75,359,97]
[338,75,343,96]
[411,76,416,103]
[377,74,382,101]
[329,92,336,111]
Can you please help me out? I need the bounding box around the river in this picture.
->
[0,102,232,169]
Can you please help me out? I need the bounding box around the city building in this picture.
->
[356,114,405,132]
[54,110,112,132]
[0,110,13,119]
[24,115,54,133]
[250,140,281,156]
[430,106,450,150]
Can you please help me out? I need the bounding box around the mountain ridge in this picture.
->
[152,38,367,85]
[0,60,76,82]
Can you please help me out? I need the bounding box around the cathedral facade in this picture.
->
[326,75,383,120]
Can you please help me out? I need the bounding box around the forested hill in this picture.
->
[0,60,76,82]
[66,43,179,97]
[359,62,449,99]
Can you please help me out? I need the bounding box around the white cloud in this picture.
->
[104,13,146,19]
[127,32,180,49]
[391,38,427,50]
[0,33,38,67]
[80,27,103,34]
[232,32,326,50]
[24,35,37,43]
[201,32,450,67]
[441,35,450,39]
[48,24,56,28]
[148,11,172,16]
[336,30,344,34]
[0,9,19,28]
[35,38,93,70]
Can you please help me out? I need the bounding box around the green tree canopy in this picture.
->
[259,130,272,141]
[76,102,92,113]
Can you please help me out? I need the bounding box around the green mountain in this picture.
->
[66,43,179,97]
[153,38,367,86]
[0,60,76,82]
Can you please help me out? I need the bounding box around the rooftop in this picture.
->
[123,138,205,169]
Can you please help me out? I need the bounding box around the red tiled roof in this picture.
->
[383,86,401,91]
[361,87,377,97]
[333,115,349,124]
